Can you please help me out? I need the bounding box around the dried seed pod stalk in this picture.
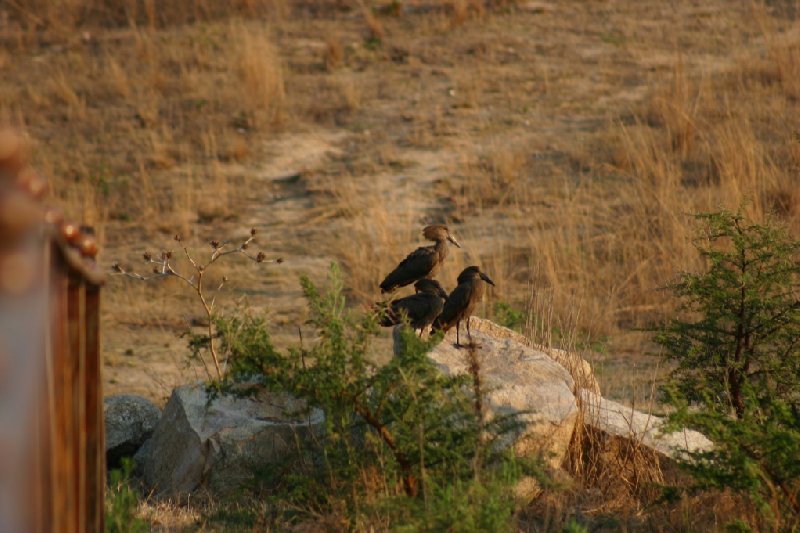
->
[112,228,282,380]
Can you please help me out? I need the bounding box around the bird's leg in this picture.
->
[455,321,462,348]
[467,317,480,348]
[418,328,423,339]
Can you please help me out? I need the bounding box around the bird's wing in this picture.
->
[392,293,427,320]
[434,283,473,331]
[378,293,425,327]
[430,296,445,319]
[380,246,437,292]
[417,294,444,329]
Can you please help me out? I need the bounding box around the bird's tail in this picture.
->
[379,280,394,294]
[380,268,406,294]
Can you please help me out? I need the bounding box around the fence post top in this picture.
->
[0,128,104,286]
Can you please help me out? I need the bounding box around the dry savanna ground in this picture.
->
[4,0,800,429]
[6,0,800,530]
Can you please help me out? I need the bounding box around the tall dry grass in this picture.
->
[0,17,287,239]
[316,16,800,368]
[5,0,288,34]
[488,36,800,349]
[233,24,286,127]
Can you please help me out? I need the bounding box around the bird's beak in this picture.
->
[438,287,449,300]
[480,273,495,286]
[447,234,461,248]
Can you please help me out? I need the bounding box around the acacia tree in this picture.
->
[656,209,800,527]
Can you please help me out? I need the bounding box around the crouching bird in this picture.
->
[377,279,449,336]
[380,225,461,294]
[432,266,495,347]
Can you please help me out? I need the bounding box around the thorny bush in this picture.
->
[656,209,800,530]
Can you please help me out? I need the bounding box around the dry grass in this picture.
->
[360,4,385,44]
[566,403,665,512]
[2,0,790,398]
[5,0,800,525]
[5,0,288,34]
[233,24,286,127]
[323,33,345,70]
[524,417,758,531]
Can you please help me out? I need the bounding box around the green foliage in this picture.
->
[494,301,526,332]
[217,311,286,390]
[391,458,523,533]
[725,519,753,532]
[105,459,146,533]
[657,209,800,417]
[561,517,589,533]
[217,263,533,529]
[656,209,800,528]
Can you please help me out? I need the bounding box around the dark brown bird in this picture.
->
[377,279,448,335]
[432,266,495,347]
[380,225,461,294]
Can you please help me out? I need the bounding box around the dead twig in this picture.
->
[112,228,283,380]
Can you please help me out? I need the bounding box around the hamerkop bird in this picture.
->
[379,225,461,294]
[432,266,495,347]
[378,279,449,336]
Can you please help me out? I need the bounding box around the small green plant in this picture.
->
[656,209,800,529]
[389,461,522,533]
[105,459,146,533]
[561,517,589,533]
[216,311,286,391]
[494,301,525,332]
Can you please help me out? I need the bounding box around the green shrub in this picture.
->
[561,517,589,533]
[105,459,146,533]
[390,460,522,533]
[217,263,538,529]
[656,209,800,529]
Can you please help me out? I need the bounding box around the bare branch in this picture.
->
[112,229,283,382]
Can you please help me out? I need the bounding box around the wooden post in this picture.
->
[85,283,104,532]
[0,130,105,532]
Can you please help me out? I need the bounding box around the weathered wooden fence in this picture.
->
[0,130,105,532]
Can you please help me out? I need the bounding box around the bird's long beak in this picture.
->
[480,273,495,286]
[447,234,461,248]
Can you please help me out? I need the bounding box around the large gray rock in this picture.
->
[455,318,601,394]
[396,317,581,469]
[393,317,712,500]
[104,394,161,469]
[395,317,584,502]
[580,391,713,459]
[138,384,324,497]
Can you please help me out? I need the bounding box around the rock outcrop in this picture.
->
[580,391,713,460]
[399,317,583,470]
[448,318,601,394]
[104,394,161,469]
[137,384,324,497]
[397,316,711,466]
